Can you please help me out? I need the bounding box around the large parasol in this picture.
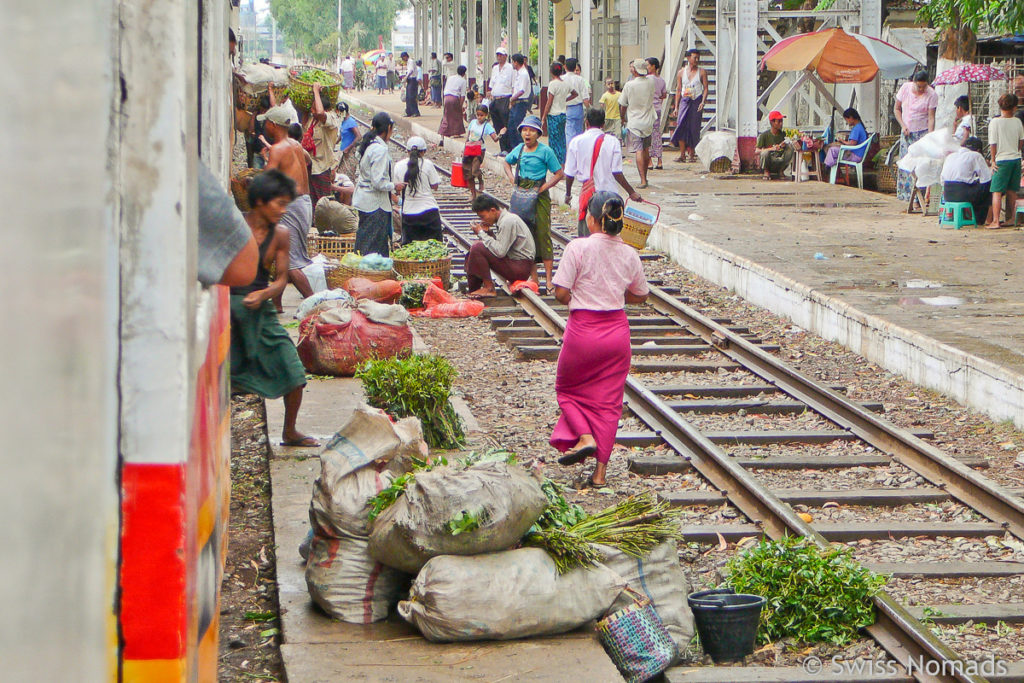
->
[761,28,918,83]
[933,63,1008,86]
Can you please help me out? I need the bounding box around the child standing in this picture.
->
[986,93,1024,228]
[599,79,622,139]
[953,95,973,144]
[463,105,502,200]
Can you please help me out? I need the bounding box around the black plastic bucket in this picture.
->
[687,588,766,663]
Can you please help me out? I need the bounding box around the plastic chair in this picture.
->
[830,133,877,189]
[939,201,976,229]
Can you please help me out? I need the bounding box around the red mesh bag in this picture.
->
[418,301,486,318]
[509,280,539,294]
[344,278,403,304]
[297,310,413,376]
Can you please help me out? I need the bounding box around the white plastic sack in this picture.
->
[296,289,353,320]
[695,131,737,172]
[239,63,276,87]
[311,458,396,538]
[368,461,549,574]
[913,158,944,188]
[907,128,959,160]
[301,262,328,294]
[597,542,695,652]
[316,406,428,482]
[398,548,626,642]
[305,531,408,623]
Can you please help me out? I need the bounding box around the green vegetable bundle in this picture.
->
[524,493,682,574]
[392,240,450,262]
[288,67,342,110]
[399,281,428,309]
[356,355,465,449]
[726,536,888,645]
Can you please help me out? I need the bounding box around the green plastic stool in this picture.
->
[939,201,976,229]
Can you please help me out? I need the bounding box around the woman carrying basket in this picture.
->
[550,192,649,488]
[500,115,564,292]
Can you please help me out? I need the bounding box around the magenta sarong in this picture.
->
[670,95,703,149]
[550,309,632,464]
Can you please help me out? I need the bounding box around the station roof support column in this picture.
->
[520,0,529,58]
[580,0,592,87]
[467,0,477,86]
[858,0,882,134]
[483,0,494,80]
[508,0,518,55]
[442,0,450,61]
[539,0,550,84]
[735,0,758,166]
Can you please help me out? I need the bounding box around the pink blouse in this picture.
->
[553,233,649,311]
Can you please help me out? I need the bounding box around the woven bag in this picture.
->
[596,587,679,683]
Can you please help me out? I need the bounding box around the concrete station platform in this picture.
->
[265,289,622,682]
[346,88,1024,429]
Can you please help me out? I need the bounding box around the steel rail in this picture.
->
[357,113,1002,680]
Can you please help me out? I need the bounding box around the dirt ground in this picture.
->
[218,394,284,682]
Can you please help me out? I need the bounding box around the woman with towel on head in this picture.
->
[550,192,649,488]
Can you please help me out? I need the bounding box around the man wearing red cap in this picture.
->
[756,110,793,180]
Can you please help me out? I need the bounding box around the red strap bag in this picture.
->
[301,119,317,155]
[577,134,606,221]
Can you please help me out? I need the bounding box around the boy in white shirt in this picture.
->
[986,93,1024,227]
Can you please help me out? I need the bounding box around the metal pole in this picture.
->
[735,0,758,166]
[454,0,462,65]
[432,0,440,59]
[580,0,592,86]
[508,0,517,55]
[442,0,450,61]
[520,0,528,59]
[482,0,491,70]
[336,0,342,73]
[539,0,550,83]
[467,0,477,85]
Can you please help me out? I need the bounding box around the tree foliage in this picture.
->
[269,0,407,61]
[918,0,1024,37]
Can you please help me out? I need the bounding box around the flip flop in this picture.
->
[280,436,320,447]
[586,476,609,489]
[557,445,596,466]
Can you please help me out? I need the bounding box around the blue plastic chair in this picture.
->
[830,133,877,189]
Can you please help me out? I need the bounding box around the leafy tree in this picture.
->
[919,0,1024,61]
[270,0,407,61]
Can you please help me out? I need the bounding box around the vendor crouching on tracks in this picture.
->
[465,193,536,298]
[230,170,318,448]
[550,192,649,488]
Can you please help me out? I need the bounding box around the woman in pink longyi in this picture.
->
[550,192,649,487]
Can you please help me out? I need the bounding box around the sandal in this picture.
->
[586,476,609,489]
[557,445,596,466]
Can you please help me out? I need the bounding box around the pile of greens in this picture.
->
[399,281,428,309]
[356,354,465,449]
[392,240,449,262]
[290,68,341,109]
[365,449,516,523]
[295,69,338,86]
[725,536,889,645]
[524,493,682,574]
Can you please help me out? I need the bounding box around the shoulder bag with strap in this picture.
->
[578,134,606,221]
[301,118,317,155]
[508,151,540,228]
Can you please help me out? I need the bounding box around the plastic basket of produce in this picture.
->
[621,200,660,251]
[288,66,342,110]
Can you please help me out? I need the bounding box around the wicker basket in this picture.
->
[621,200,661,251]
[325,264,396,289]
[393,256,452,284]
[709,156,732,173]
[879,134,900,149]
[876,164,898,194]
[308,234,356,259]
[230,168,262,211]
[288,67,342,110]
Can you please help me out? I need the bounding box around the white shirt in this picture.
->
[954,114,974,143]
[393,157,442,215]
[443,74,467,98]
[618,76,656,137]
[565,127,624,194]
[565,73,587,106]
[546,78,572,116]
[941,147,992,184]
[490,61,515,97]
[340,58,354,74]
[512,66,531,102]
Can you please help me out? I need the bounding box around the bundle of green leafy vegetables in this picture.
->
[399,281,428,309]
[392,240,449,262]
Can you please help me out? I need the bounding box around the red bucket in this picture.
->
[451,161,468,188]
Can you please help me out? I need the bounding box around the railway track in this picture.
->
[361,118,1024,682]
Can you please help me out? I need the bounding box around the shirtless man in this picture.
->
[257,104,315,308]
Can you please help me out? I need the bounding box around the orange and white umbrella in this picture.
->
[761,28,918,83]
